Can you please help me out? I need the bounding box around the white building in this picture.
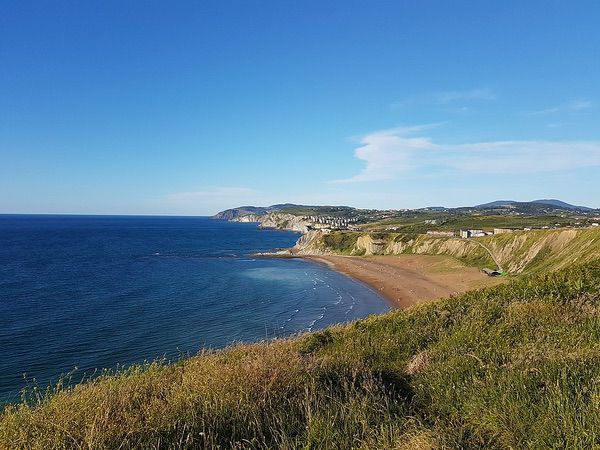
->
[460,229,485,238]
[427,230,455,237]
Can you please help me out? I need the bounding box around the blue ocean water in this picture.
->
[0,215,389,403]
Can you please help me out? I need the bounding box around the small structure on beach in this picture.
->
[482,268,502,277]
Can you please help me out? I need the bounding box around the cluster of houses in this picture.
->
[427,228,532,238]
[433,223,600,239]
[304,213,600,236]
[459,229,487,238]
[305,215,359,231]
[427,228,531,239]
[459,228,533,238]
[427,228,512,238]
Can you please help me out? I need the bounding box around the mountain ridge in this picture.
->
[214,199,597,219]
[475,199,593,211]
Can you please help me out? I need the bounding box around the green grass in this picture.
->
[321,231,361,255]
[314,227,600,275]
[480,227,600,274]
[362,214,581,233]
[2,260,600,449]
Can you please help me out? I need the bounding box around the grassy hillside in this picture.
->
[360,214,587,234]
[480,227,600,273]
[1,260,600,449]
[315,227,600,274]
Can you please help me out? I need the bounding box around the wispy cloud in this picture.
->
[392,87,496,111]
[433,88,497,104]
[333,126,600,183]
[546,122,568,129]
[527,107,561,116]
[568,99,593,110]
[165,187,257,202]
[332,126,437,183]
[525,98,593,116]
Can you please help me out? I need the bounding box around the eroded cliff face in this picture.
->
[292,230,332,255]
[228,212,311,234]
[346,234,488,264]
[220,212,331,252]
[481,228,600,273]
[219,211,600,273]
[296,228,600,274]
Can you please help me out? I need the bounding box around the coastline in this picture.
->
[244,217,507,309]
[302,254,507,309]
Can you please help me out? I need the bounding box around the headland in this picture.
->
[223,203,600,308]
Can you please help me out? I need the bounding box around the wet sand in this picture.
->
[304,254,506,308]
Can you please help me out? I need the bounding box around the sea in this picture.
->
[0,215,389,403]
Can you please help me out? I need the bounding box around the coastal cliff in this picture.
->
[216,211,312,234]
[299,228,600,274]
[292,230,492,264]
[214,208,600,274]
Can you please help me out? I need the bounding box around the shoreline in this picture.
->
[301,254,506,309]
[250,221,506,309]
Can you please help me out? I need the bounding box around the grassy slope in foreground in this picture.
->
[2,260,600,449]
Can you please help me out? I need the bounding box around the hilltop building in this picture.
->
[460,229,485,238]
[306,215,358,230]
[493,228,515,235]
[426,230,455,237]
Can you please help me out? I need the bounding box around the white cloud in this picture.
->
[333,127,600,183]
[332,127,436,183]
[526,99,593,115]
[568,99,593,110]
[442,141,600,173]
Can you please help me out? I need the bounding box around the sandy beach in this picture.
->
[304,254,506,308]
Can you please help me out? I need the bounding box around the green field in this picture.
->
[361,213,586,234]
[2,260,600,449]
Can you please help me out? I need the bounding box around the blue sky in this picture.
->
[1,0,599,214]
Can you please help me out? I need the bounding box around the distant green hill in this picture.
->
[475,198,594,211]
[213,203,360,220]
[214,199,598,222]
[2,260,599,448]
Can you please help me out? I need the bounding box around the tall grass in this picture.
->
[1,260,599,449]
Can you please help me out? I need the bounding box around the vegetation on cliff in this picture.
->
[312,228,600,274]
[361,213,588,234]
[2,260,600,449]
